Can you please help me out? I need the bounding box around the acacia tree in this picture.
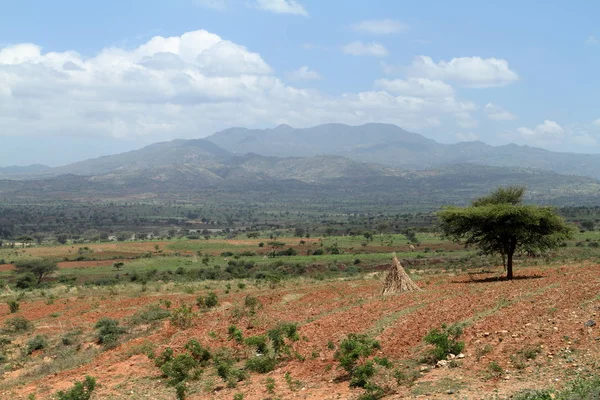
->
[438,187,573,280]
[14,259,58,284]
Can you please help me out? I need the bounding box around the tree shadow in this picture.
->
[452,274,544,284]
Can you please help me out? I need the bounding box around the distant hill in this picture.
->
[207,123,600,179]
[1,153,599,209]
[0,164,51,179]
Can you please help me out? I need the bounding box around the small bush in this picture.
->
[335,333,381,388]
[268,322,299,354]
[26,335,48,355]
[244,335,268,354]
[170,304,194,329]
[4,316,33,332]
[245,355,278,373]
[213,349,247,387]
[56,376,96,400]
[7,300,19,313]
[511,389,554,400]
[197,292,218,309]
[175,382,187,400]
[184,339,211,365]
[95,318,126,348]
[487,361,504,379]
[423,323,465,363]
[228,325,244,344]
[130,304,170,325]
[160,354,201,386]
[205,292,219,308]
[61,330,82,346]
[244,295,260,314]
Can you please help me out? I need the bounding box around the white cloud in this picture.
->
[456,132,479,141]
[194,0,227,10]
[484,103,517,120]
[586,35,599,46]
[406,56,519,88]
[286,66,321,81]
[352,19,408,35]
[0,29,480,140]
[517,120,564,138]
[342,41,388,57]
[375,78,453,98]
[593,118,600,126]
[253,0,308,16]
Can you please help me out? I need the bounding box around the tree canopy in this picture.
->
[13,258,58,284]
[438,187,573,280]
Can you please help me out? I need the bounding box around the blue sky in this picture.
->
[1,0,599,166]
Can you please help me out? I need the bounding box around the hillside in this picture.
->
[207,123,600,179]
[1,158,599,210]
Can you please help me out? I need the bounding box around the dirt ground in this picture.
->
[0,262,599,399]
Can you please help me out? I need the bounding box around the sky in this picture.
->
[1,0,600,166]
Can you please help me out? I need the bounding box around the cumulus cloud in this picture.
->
[375,78,454,98]
[286,66,321,81]
[0,29,480,140]
[352,19,408,35]
[342,41,388,57]
[252,0,308,16]
[484,103,517,120]
[405,56,519,88]
[456,132,479,141]
[517,120,564,138]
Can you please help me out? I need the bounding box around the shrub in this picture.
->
[184,339,211,365]
[267,322,299,354]
[511,389,554,400]
[95,318,126,348]
[26,335,48,355]
[7,300,19,313]
[129,304,170,325]
[228,325,244,344]
[4,316,33,332]
[170,304,193,329]
[155,347,174,368]
[423,323,465,363]
[205,292,219,308]
[175,382,187,400]
[244,335,268,354]
[213,349,247,387]
[56,376,96,400]
[160,354,201,385]
[335,333,381,388]
[245,355,279,373]
[487,361,504,379]
[197,292,218,309]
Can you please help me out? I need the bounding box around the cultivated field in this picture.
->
[0,234,598,399]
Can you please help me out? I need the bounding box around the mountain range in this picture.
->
[208,123,600,180]
[1,123,600,208]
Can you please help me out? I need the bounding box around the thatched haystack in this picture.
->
[381,253,421,295]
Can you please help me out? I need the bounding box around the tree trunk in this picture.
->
[506,252,513,280]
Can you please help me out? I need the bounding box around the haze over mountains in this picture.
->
[2,123,600,207]
[208,123,600,180]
